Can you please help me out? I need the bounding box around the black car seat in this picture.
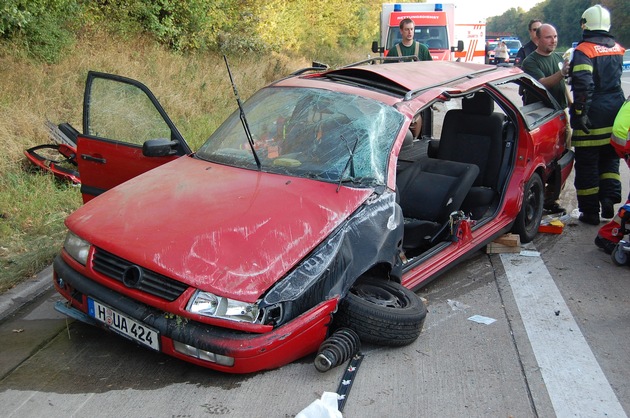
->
[437,92,505,219]
[426,28,444,49]
[426,38,444,49]
[396,157,479,252]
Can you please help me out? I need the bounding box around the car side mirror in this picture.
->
[372,41,383,54]
[457,40,464,52]
[143,138,179,157]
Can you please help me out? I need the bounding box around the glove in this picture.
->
[571,114,591,134]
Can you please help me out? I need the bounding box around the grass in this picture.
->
[0,28,368,293]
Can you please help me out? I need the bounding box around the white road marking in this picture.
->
[500,249,627,418]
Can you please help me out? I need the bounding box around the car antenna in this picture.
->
[223,55,261,170]
[336,134,359,193]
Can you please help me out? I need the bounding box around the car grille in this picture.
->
[92,248,188,301]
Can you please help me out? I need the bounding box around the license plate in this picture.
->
[88,298,160,351]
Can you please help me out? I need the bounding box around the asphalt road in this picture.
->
[1,74,629,418]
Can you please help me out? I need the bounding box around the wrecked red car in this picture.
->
[53,60,573,373]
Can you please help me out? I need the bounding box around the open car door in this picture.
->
[77,71,191,203]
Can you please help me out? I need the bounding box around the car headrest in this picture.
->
[462,92,494,116]
[402,129,414,147]
[426,39,444,49]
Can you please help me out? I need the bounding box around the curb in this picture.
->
[0,265,53,323]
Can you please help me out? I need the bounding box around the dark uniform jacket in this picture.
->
[515,40,537,67]
[570,30,625,147]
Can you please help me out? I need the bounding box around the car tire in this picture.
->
[512,173,544,243]
[335,277,427,347]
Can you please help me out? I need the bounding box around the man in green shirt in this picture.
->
[522,23,570,215]
[522,23,569,109]
[387,18,433,62]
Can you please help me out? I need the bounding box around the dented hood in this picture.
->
[67,157,373,302]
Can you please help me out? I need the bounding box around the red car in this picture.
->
[53,61,573,373]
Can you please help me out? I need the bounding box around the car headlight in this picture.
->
[186,290,260,323]
[63,231,91,265]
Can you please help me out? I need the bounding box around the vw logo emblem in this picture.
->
[122,265,143,288]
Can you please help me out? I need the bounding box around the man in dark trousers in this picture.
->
[595,96,630,253]
[515,19,542,67]
[569,4,625,225]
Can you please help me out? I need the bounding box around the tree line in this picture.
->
[487,0,629,49]
[2,0,628,64]
[0,0,385,62]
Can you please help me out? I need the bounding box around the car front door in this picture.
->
[77,71,191,203]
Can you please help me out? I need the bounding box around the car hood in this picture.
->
[67,157,374,302]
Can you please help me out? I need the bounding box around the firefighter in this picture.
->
[595,96,630,254]
[569,4,625,225]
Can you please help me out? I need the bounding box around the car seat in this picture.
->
[396,157,479,252]
[426,28,444,49]
[397,129,429,172]
[437,92,505,219]
[426,39,444,49]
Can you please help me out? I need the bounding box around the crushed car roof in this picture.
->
[280,61,524,101]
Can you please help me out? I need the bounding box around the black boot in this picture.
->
[579,212,600,225]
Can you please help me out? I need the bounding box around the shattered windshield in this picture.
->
[195,87,403,186]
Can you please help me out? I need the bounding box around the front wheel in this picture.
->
[335,277,427,346]
[611,243,629,266]
[512,173,544,243]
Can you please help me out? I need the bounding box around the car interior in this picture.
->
[396,90,517,257]
[424,28,445,49]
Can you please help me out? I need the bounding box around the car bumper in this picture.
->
[53,255,336,374]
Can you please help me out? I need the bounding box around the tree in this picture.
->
[603,0,630,46]
[540,0,591,46]
[487,0,629,49]
[487,8,528,38]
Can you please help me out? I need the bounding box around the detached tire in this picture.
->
[335,277,427,346]
[512,173,544,243]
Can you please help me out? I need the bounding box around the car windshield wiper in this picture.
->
[337,134,359,192]
[224,55,261,170]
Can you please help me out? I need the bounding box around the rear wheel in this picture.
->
[335,277,427,346]
[513,173,544,243]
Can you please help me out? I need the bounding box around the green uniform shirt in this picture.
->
[611,98,630,153]
[522,51,568,109]
[388,41,433,61]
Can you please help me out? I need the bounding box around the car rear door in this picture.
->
[77,71,192,203]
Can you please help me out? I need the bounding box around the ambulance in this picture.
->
[372,3,486,63]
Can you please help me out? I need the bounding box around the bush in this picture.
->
[0,1,33,35]
[0,0,79,63]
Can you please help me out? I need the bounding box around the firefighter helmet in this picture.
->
[580,5,611,32]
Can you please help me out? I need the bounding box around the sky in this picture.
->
[450,0,542,24]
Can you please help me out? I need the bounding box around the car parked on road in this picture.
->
[486,39,498,64]
[53,60,574,373]
[504,39,522,63]
[486,38,521,64]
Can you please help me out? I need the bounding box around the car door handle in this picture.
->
[81,154,107,164]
